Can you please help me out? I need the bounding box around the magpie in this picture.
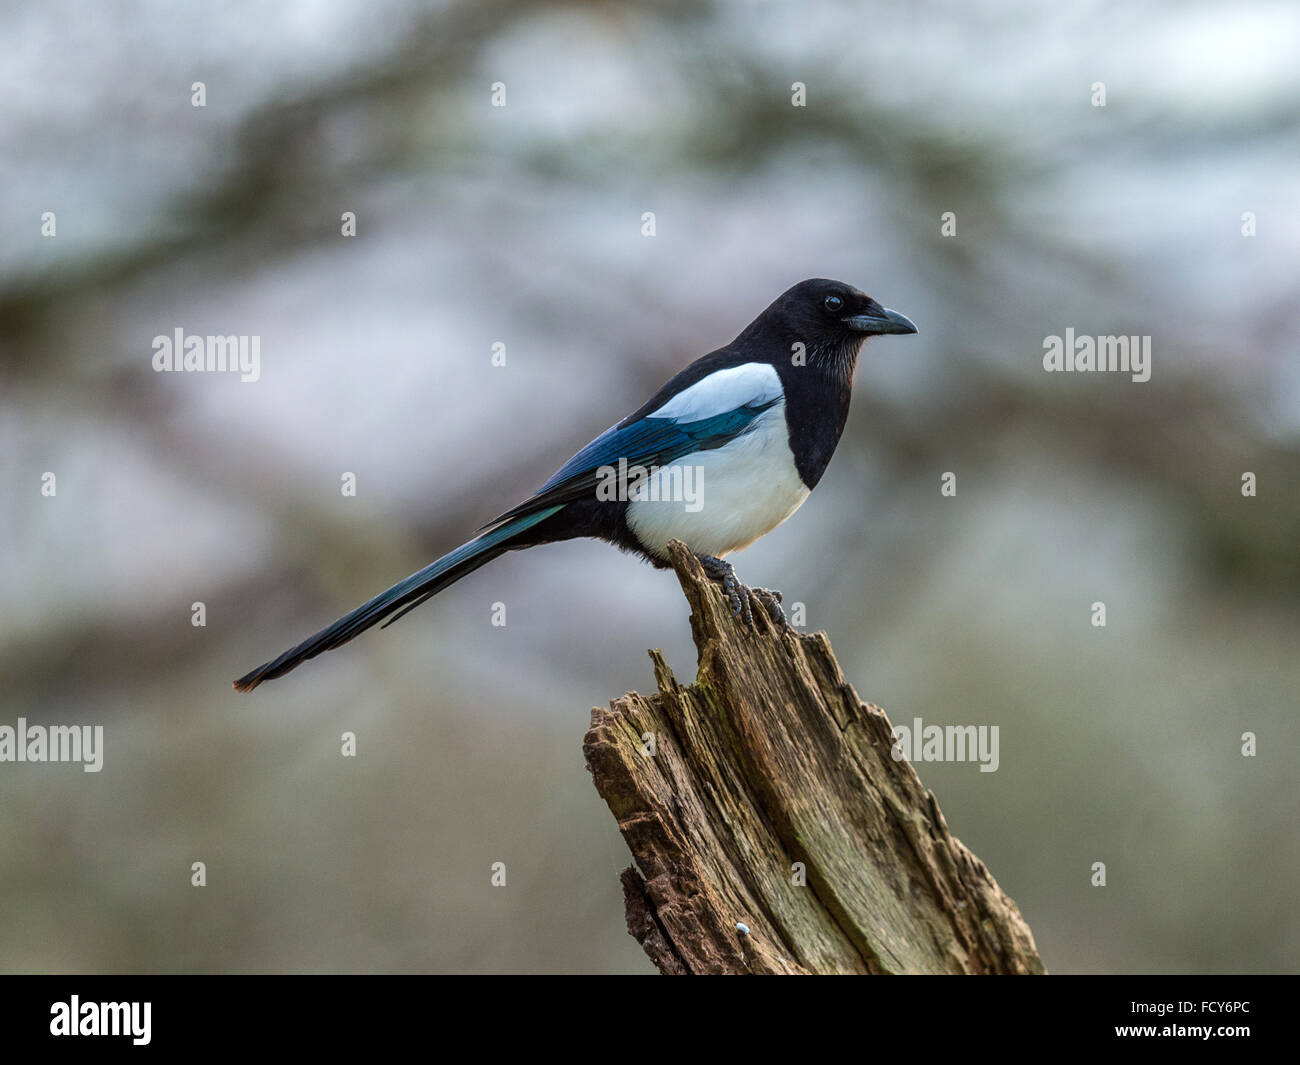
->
[233,278,915,692]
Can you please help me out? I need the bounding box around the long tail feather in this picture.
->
[232,507,560,692]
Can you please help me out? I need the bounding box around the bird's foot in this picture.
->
[699,554,753,625]
[750,586,792,631]
[697,555,791,632]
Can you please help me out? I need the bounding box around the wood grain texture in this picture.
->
[583,539,1045,975]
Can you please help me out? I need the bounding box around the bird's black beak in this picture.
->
[844,306,918,336]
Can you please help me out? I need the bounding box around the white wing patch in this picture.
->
[625,399,810,559]
[649,362,783,423]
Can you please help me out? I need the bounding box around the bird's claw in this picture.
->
[721,571,754,626]
[751,587,792,630]
[699,555,789,633]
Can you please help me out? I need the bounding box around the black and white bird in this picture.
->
[234,278,916,692]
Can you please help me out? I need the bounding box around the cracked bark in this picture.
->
[582,539,1046,975]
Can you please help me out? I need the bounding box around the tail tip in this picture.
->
[232,672,261,694]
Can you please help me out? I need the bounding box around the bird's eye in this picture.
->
[824,294,845,314]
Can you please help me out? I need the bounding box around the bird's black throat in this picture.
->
[776,337,863,490]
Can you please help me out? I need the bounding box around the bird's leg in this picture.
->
[697,554,754,626]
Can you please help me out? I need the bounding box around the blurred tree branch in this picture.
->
[584,540,1045,974]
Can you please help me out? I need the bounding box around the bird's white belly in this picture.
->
[625,402,810,560]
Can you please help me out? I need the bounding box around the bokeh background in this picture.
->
[2,0,1297,974]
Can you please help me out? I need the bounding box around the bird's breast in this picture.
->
[624,401,810,560]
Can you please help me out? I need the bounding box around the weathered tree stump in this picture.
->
[583,539,1045,975]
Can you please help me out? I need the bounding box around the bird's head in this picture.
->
[739,278,917,375]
